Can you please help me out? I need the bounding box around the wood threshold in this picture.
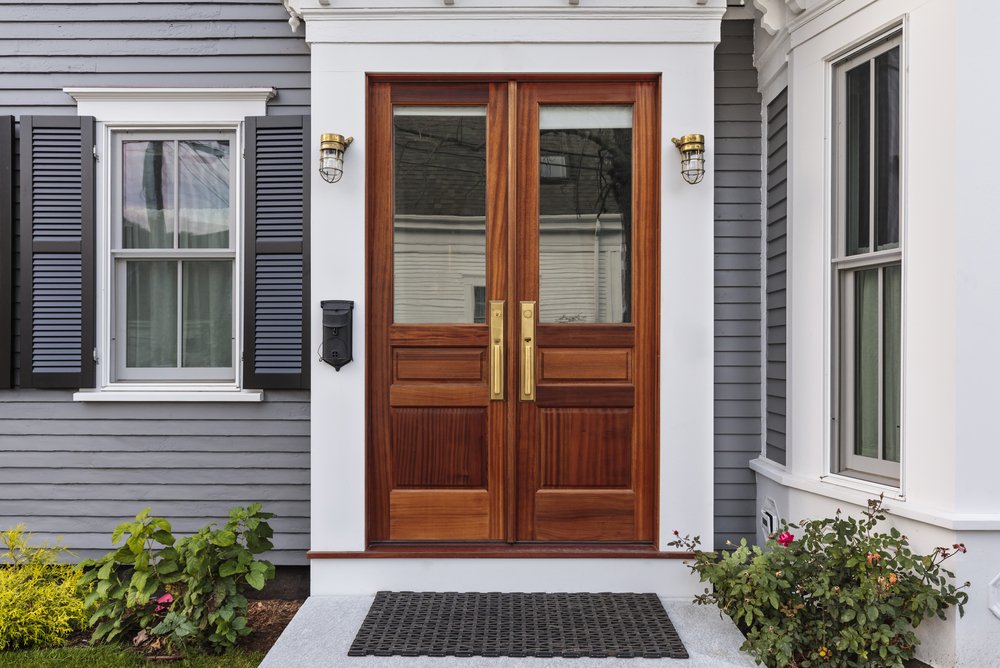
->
[308,544,696,559]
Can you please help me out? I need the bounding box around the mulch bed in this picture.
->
[240,599,303,653]
[64,599,302,659]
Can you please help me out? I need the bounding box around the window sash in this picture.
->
[837,261,901,482]
[113,258,236,382]
[834,32,902,262]
[109,129,238,383]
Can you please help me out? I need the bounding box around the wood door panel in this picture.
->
[539,348,631,382]
[390,384,488,407]
[534,490,636,541]
[534,384,634,408]
[540,408,632,488]
[395,349,485,382]
[536,324,634,347]
[389,325,489,347]
[389,489,491,540]
[391,408,487,488]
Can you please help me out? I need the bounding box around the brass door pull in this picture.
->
[489,301,505,400]
[520,301,536,401]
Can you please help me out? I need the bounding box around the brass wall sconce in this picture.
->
[671,134,706,185]
[319,133,353,183]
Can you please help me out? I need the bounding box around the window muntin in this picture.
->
[834,33,902,483]
[112,130,237,382]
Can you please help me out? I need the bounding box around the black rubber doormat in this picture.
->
[348,591,689,659]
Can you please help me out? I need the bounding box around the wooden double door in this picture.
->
[367,77,658,546]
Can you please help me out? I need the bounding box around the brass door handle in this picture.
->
[520,301,536,401]
[489,301,504,401]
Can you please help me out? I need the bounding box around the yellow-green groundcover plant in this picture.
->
[0,525,87,650]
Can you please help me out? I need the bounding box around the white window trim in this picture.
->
[64,88,273,402]
[828,29,906,486]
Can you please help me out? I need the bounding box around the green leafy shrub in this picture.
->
[81,504,276,654]
[670,496,969,667]
[0,525,87,650]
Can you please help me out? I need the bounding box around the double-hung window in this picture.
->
[833,32,903,484]
[110,131,238,383]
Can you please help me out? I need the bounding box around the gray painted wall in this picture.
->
[0,390,309,563]
[765,88,788,466]
[0,0,309,117]
[714,19,763,549]
[0,1,310,565]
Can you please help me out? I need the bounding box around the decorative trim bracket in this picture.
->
[283,0,304,31]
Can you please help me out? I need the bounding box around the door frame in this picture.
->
[365,73,661,554]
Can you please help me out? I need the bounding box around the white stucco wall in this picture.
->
[298,0,726,594]
[751,0,1000,664]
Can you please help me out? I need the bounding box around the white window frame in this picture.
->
[63,88,274,401]
[830,32,904,485]
[110,129,239,383]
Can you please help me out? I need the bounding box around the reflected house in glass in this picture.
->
[392,106,632,326]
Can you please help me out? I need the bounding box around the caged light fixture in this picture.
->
[319,133,353,183]
[671,134,706,185]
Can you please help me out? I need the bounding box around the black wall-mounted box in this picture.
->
[320,300,354,371]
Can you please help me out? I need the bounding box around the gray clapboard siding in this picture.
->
[0,389,309,563]
[765,88,788,465]
[0,1,309,116]
[714,19,762,549]
[0,2,310,564]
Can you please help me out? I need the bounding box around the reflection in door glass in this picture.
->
[393,107,487,324]
[539,106,632,323]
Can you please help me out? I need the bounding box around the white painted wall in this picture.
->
[303,0,726,594]
[752,0,1000,663]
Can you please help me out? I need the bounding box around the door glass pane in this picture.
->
[845,63,870,256]
[875,47,900,251]
[122,141,175,249]
[393,107,487,324]
[179,140,231,249]
[182,261,233,368]
[126,260,177,368]
[538,105,632,323]
[883,264,901,462]
[854,268,879,458]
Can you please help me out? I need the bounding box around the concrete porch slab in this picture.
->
[260,596,755,667]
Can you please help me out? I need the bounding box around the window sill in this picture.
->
[73,389,264,403]
[750,456,1000,531]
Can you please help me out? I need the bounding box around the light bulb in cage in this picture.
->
[319,133,353,183]
[671,134,706,185]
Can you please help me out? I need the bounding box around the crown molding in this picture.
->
[63,88,276,123]
[64,88,276,103]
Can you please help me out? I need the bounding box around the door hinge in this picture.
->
[93,347,99,363]
[93,145,99,161]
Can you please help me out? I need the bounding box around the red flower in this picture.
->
[777,532,794,547]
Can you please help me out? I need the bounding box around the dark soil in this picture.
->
[239,599,303,653]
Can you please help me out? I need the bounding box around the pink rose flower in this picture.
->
[777,532,794,547]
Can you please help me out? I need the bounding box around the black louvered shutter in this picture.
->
[0,116,13,389]
[243,116,310,390]
[19,116,95,389]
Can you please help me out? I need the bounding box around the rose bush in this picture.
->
[669,496,969,667]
